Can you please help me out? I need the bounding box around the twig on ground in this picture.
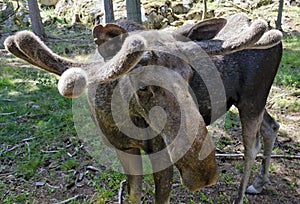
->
[0,114,40,127]
[0,172,14,177]
[0,122,11,127]
[172,183,180,188]
[46,182,61,189]
[0,112,17,116]
[86,165,102,172]
[4,137,36,154]
[0,98,15,102]
[118,180,127,204]
[216,153,300,159]
[25,141,30,160]
[41,150,60,154]
[5,143,25,153]
[67,145,83,157]
[35,181,45,186]
[22,137,36,142]
[228,2,250,12]
[55,195,80,204]
[0,0,20,24]
[268,91,299,103]
[2,191,9,201]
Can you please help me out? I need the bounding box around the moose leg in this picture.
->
[235,109,264,204]
[126,174,143,204]
[148,136,173,204]
[116,148,143,204]
[246,110,279,194]
[151,165,173,204]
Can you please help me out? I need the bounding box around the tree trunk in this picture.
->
[276,0,284,31]
[202,0,207,21]
[126,0,142,24]
[28,0,47,40]
[104,0,114,23]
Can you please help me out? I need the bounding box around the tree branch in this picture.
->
[216,153,300,160]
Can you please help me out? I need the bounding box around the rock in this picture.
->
[38,0,59,6]
[172,3,191,15]
[147,10,165,29]
[170,20,184,27]
[35,181,45,186]
[11,10,30,27]
[55,0,103,25]
[290,0,300,6]
[0,1,14,20]
[185,11,202,21]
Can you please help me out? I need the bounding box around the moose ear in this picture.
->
[92,24,127,46]
[185,18,227,41]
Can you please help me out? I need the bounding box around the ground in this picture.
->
[0,2,299,204]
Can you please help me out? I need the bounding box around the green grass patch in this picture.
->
[275,35,300,88]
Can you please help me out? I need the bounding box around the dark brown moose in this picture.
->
[5,13,282,204]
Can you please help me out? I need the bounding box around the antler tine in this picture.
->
[215,12,250,40]
[58,34,146,98]
[11,31,92,75]
[5,30,146,98]
[197,19,268,55]
[252,29,283,49]
[4,35,45,69]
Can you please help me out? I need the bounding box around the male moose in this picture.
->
[5,13,282,204]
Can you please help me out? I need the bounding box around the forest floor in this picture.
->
[0,2,299,204]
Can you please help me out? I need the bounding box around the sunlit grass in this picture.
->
[275,35,300,88]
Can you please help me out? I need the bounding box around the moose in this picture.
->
[5,13,282,204]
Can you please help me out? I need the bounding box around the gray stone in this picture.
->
[38,0,59,6]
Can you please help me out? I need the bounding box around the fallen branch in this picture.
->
[46,182,61,189]
[4,137,36,154]
[55,195,79,204]
[5,143,25,153]
[172,183,180,188]
[25,141,30,160]
[0,114,40,126]
[41,150,60,154]
[0,98,15,102]
[2,191,9,201]
[268,92,298,103]
[216,153,300,159]
[0,122,11,127]
[118,180,127,204]
[0,112,17,116]
[86,165,102,172]
[228,2,250,13]
[67,145,83,157]
[0,0,20,24]
[22,137,36,142]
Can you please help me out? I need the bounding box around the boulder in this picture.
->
[38,0,59,6]
[172,3,191,15]
[55,0,103,25]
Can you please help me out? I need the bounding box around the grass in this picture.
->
[275,35,300,88]
[0,26,95,203]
